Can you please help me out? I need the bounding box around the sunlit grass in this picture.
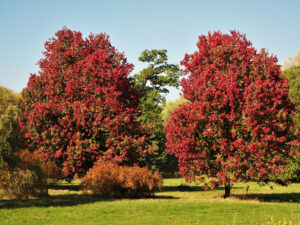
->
[0,178,299,225]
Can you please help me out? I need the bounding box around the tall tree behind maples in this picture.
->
[165,31,298,198]
[20,28,149,177]
[133,49,181,173]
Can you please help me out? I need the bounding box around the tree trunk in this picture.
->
[224,184,231,198]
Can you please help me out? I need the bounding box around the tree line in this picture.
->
[0,28,299,198]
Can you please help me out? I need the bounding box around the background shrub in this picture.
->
[0,150,58,199]
[271,154,300,183]
[0,87,49,199]
[0,167,45,199]
[18,149,62,181]
[81,160,162,198]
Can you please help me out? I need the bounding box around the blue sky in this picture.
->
[0,0,299,101]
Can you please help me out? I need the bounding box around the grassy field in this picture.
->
[0,178,299,225]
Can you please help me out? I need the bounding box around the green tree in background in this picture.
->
[282,51,300,131]
[0,86,23,168]
[161,96,188,124]
[134,49,182,174]
[280,51,300,182]
[282,50,300,70]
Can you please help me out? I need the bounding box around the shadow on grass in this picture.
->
[0,194,110,209]
[48,183,81,191]
[162,184,242,192]
[0,193,177,209]
[232,193,300,203]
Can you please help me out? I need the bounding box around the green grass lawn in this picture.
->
[0,178,299,225]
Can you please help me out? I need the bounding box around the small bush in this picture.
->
[0,150,58,199]
[81,160,162,198]
[81,160,121,197]
[0,166,47,199]
[120,166,163,197]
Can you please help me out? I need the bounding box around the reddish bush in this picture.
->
[81,160,120,197]
[81,160,162,197]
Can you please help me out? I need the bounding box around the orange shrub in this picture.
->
[120,166,163,197]
[81,160,163,198]
[81,160,121,197]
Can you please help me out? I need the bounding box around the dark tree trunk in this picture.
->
[224,184,231,198]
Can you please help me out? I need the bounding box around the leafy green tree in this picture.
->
[161,96,188,124]
[282,50,300,70]
[0,86,23,168]
[134,49,182,173]
[0,87,49,198]
[281,53,300,131]
[280,51,300,182]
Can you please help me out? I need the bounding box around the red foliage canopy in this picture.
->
[165,31,297,189]
[20,28,148,176]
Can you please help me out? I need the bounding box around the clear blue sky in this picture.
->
[0,0,299,101]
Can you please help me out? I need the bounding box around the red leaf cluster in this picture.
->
[165,31,298,188]
[19,28,148,176]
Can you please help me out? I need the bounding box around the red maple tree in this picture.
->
[20,28,149,176]
[165,31,297,197]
